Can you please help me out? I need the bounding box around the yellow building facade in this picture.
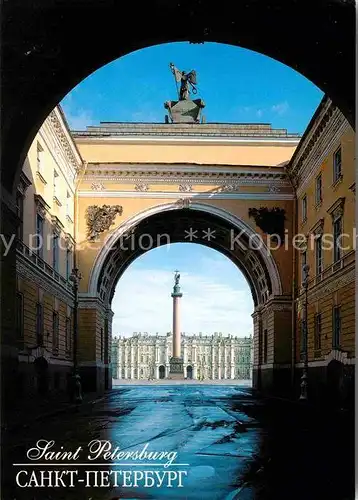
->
[14,96,355,406]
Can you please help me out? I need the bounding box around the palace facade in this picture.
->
[111,333,252,380]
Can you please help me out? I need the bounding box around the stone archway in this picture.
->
[186,366,193,379]
[1,1,355,193]
[78,201,292,395]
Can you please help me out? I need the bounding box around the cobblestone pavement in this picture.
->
[2,385,354,500]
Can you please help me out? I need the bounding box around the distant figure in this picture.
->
[170,63,198,101]
[174,271,180,285]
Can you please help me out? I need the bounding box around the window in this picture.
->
[314,313,322,351]
[66,191,72,222]
[52,233,59,272]
[332,306,341,349]
[65,316,71,355]
[301,251,307,284]
[52,311,59,353]
[302,195,307,222]
[333,217,342,262]
[16,292,24,347]
[100,328,104,361]
[333,147,342,183]
[36,213,44,259]
[315,174,322,205]
[315,236,323,275]
[16,191,24,241]
[36,302,44,346]
[37,142,43,173]
[263,329,268,364]
[66,249,72,279]
[53,170,59,197]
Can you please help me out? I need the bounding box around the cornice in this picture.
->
[289,102,349,196]
[77,190,294,200]
[45,108,83,176]
[297,265,354,303]
[16,256,74,306]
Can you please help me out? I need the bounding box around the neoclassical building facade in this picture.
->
[10,94,355,408]
[111,333,252,381]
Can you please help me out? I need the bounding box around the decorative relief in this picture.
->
[85,205,123,241]
[17,172,32,195]
[267,185,281,194]
[221,183,240,192]
[176,198,191,209]
[327,197,345,220]
[178,184,192,192]
[48,111,82,174]
[134,183,149,192]
[34,194,50,218]
[310,218,324,236]
[91,182,105,191]
[248,207,286,244]
[51,215,64,235]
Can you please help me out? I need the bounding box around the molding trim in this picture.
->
[78,190,294,200]
[295,349,355,367]
[16,257,74,306]
[87,201,283,299]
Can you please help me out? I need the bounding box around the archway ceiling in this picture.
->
[97,208,273,306]
[2,0,355,192]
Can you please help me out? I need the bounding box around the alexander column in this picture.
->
[169,271,184,379]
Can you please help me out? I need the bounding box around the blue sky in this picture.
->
[112,244,254,337]
[61,42,323,337]
[61,42,323,134]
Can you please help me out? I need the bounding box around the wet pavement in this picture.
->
[2,385,354,500]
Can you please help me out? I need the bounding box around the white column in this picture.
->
[172,296,181,357]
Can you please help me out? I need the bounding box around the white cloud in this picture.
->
[111,257,254,338]
[271,101,289,116]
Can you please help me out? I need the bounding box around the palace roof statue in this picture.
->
[165,62,205,124]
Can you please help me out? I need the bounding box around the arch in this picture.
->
[186,365,193,379]
[2,1,355,192]
[158,365,165,379]
[88,201,283,304]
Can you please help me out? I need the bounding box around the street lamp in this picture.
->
[299,264,310,401]
[69,267,83,403]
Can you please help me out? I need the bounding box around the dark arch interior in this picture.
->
[92,208,275,308]
[2,0,355,192]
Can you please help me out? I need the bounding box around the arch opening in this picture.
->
[87,202,283,309]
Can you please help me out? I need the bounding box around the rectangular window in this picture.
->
[333,217,342,262]
[302,195,307,222]
[36,213,44,259]
[36,302,44,346]
[37,143,43,173]
[301,251,307,284]
[52,233,59,272]
[52,311,59,352]
[333,147,342,183]
[16,191,24,241]
[314,313,322,351]
[263,329,268,364]
[65,316,71,355]
[66,191,72,220]
[315,174,322,205]
[16,292,24,346]
[332,306,341,349]
[315,236,323,275]
[66,249,72,279]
